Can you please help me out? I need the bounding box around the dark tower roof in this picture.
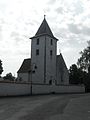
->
[35,18,54,37]
[30,17,58,40]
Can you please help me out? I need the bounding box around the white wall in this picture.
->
[45,36,57,84]
[31,35,57,84]
[0,82,85,96]
[32,84,85,94]
[18,73,30,82]
[0,82,31,96]
[31,36,45,83]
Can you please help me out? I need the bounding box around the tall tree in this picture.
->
[77,42,90,72]
[69,64,86,84]
[0,60,3,77]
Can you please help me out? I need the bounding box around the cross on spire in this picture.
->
[44,15,46,19]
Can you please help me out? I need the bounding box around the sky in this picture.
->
[0,0,90,76]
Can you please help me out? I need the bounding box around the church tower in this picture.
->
[30,17,58,84]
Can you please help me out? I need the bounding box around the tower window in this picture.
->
[37,38,39,45]
[36,49,39,55]
[49,80,52,85]
[50,50,52,56]
[51,39,53,45]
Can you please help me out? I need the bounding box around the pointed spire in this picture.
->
[35,17,54,37]
[30,16,58,40]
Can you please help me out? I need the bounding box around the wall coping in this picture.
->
[0,81,85,87]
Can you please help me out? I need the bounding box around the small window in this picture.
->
[36,49,39,55]
[49,80,52,85]
[37,38,39,45]
[50,50,52,56]
[51,39,53,45]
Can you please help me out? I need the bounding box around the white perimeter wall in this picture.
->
[0,83,31,96]
[32,84,85,94]
[0,82,85,96]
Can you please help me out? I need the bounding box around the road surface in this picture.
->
[0,93,90,120]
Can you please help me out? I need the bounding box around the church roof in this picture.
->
[30,17,58,40]
[56,53,68,71]
[35,18,54,37]
[17,58,31,73]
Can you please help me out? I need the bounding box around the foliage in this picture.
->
[69,42,90,92]
[3,73,15,81]
[0,60,3,77]
[69,64,86,84]
[77,43,90,72]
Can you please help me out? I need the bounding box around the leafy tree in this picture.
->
[69,64,86,84]
[0,60,3,77]
[3,73,15,81]
[76,42,90,92]
[85,66,90,92]
[77,43,90,72]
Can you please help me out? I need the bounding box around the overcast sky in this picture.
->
[0,0,90,76]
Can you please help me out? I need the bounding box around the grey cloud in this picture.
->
[54,25,87,49]
[68,24,81,34]
[0,18,6,24]
[73,1,84,15]
[56,7,64,14]
[47,0,56,5]
[10,31,24,43]
[68,23,90,36]
[0,26,2,40]
[82,26,90,36]
[10,32,20,40]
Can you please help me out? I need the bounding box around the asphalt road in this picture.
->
[0,93,90,120]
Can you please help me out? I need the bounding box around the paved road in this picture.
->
[0,93,90,120]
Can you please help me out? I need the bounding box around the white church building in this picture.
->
[0,17,85,96]
[17,17,69,85]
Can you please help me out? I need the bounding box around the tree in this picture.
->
[77,42,90,92]
[69,64,86,84]
[77,43,90,72]
[0,60,3,77]
[3,73,15,81]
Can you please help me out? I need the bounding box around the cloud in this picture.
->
[68,23,81,34]
[47,0,56,5]
[55,7,64,14]
[68,23,90,36]
[81,26,90,36]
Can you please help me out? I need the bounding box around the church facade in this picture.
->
[17,17,69,85]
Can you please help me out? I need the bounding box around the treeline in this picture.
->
[0,60,16,81]
[69,41,90,92]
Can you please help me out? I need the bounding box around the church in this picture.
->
[17,17,69,85]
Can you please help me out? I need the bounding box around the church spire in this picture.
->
[35,17,54,37]
[30,16,58,40]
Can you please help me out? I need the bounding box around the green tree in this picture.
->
[0,60,3,77]
[77,43,90,72]
[69,64,86,84]
[3,73,15,81]
[77,42,90,92]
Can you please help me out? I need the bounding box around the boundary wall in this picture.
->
[0,81,85,96]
